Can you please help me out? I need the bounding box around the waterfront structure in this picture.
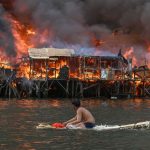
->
[0,48,149,99]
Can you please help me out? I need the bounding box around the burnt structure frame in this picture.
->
[0,55,149,98]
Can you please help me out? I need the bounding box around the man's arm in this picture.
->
[68,109,82,125]
[63,116,77,126]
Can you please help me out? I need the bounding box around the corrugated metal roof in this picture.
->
[28,48,75,59]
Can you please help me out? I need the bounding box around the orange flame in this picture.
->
[10,18,36,57]
[124,47,137,67]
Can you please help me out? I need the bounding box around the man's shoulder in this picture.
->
[77,107,86,111]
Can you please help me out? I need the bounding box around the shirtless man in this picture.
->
[63,100,95,128]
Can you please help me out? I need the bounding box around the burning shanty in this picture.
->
[0,47,149,99]
[0,1,150,98]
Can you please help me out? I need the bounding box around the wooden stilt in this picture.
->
[80,81,83,98]
[66,80,69,97]
[72,80,74,98]
[97,81,100,98]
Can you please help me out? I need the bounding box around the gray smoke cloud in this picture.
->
[12,0,150,44]
[1,0,150,64]
[0,4,16,57]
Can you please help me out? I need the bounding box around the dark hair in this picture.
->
[72,99,81,108]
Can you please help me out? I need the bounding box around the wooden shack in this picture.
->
[0,47,149,98]
[27,48,128,81]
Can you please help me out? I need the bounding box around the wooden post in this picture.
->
[79,57,82,79]
[75,80,79,97]
[40,61,42,78]
[30,58,34,79]
[97,80,100,98]
[33,59,35,78]
[8,84,11,99]
[84,57,85,80]
[66,80,69,97]
[143,80,145,97]
[133,80,136,97]
[45,59,48,80]
[72,79,74,97]
[80,81,83,98]
[55,60,56,78]
[29,58,32,79]
[116,81,120,95]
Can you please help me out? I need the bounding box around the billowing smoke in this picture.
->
[1,0,150,65]
[0,4,16,57]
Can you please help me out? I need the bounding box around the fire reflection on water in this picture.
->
[107,99,150,110]
[0,98,149,110]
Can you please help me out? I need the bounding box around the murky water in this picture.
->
[0,98,150,150]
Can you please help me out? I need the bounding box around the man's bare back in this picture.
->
[76,107,95,124]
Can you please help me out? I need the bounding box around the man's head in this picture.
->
[71,99,81,108]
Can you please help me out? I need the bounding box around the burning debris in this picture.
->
[0,0,149,98]
[0,0,150,66]
[0,47,149,98]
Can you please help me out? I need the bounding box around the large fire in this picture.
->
[0,1,149,99]
[0,1,149,81]
[11,18,35,57]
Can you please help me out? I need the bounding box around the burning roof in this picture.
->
[28,48,75,59]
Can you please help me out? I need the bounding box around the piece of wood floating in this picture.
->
[119,121,150,129]
[94,121,150,131]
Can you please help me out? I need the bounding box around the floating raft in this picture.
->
[36,121,150,130]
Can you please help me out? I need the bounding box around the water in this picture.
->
[0,98,150,150]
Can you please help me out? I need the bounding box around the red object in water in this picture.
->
[51,122,65,128]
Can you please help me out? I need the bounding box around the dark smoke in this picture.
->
[0,4,16,57]
[1,0,150,63]
[11,0,150,43]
